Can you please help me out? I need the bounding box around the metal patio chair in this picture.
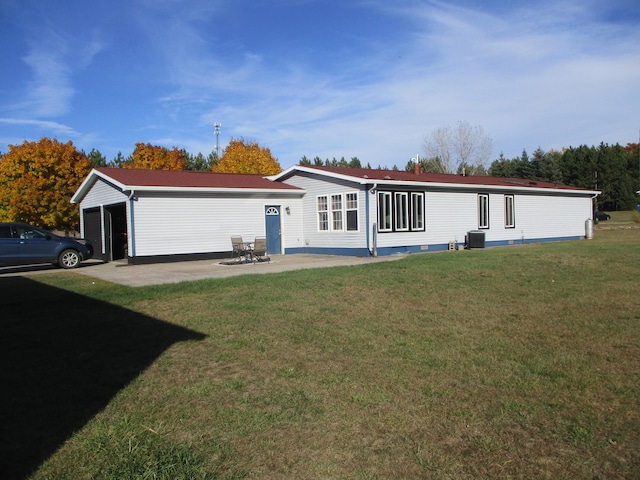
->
[230,236,248,262]
[252,237,270,263]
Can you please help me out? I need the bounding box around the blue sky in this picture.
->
[1,0,639,169]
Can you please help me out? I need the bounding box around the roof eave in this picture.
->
[373,179,599,195]
[271,166,597,195]
[71,169,128,204]
[269,165,370,185]
[129,186,305,195]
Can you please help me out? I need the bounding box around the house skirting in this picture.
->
[285,246,372,257]
[127,251,230,265]
[285,235,585,257]
[123,235,585,264]
[485,235,584,247]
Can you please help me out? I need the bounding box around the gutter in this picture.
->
[369,180,599,196]
[127,186,305,196]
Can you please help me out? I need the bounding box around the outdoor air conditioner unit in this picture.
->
[466,230,485,249]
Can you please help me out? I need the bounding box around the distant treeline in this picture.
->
[488,144,638,211]
[300,143,640,211]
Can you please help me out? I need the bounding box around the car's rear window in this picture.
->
[0,225,13,238]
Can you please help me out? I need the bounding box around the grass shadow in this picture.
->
[0,277,206,480]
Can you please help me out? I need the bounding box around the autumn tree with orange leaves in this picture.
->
[121,143,188,170]
[0,138,92,231]
[213,138,282,175]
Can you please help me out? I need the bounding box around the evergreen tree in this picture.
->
[84,148,107,168]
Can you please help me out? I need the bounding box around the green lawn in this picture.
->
[3,225,639,479]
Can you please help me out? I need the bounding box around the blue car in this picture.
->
[593,211,610,221]
[0,222,93,269]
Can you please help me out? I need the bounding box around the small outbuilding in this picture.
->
[72,165,599,264]
[71,168,304,263]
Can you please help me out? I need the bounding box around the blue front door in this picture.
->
[265,206,281,255]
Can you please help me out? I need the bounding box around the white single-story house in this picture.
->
[71,168,305,263]
[71,165,599,264]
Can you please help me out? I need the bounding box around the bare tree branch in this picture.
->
[423,121,492,174]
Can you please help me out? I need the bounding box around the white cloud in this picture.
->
[0,118,81,137]
[8,0,635,166]
[13,24,105,119]
[192,1,638,166]
[20,32,74,117]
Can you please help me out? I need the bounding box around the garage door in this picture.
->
[83,208,106,261]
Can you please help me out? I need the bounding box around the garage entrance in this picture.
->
[82,203,128,262]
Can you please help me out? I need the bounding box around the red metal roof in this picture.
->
[298,165,590,191]
[96,167,301,190]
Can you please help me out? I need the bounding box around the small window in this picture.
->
[505,195,515,228]
[395,192,409,231]
[411,192,424,231]
[331,194,343,231]
[317,196,329,231]
[478,194,489,229]
[378,192,392,232]
[346,192,358,231]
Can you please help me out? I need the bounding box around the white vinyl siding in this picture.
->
[79,178,128,208]
[78,166,597,260]
[131,195,301,257]
[279,173,366,252]
[506,194,589,241]
[279,168,594,254]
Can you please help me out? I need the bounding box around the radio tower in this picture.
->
[214,123,222,158]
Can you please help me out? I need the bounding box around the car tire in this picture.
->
[59,249,81,269]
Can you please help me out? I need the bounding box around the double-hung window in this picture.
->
[331,194,343,231]
[346,192,358,231]
[317,196,329,231]
[478,194,490,229]
[378,192,393,232]
[411,192,425,231]
[504,195,515,228]
[317,192,359,232]
[377,190,425,233]
[394,192,409,231]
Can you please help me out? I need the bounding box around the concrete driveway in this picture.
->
[1,254,406,287]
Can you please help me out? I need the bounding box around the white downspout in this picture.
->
[367,184,377,256]
[127,190,135,258]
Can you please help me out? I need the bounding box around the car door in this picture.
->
[15,225,56,264]
[0,224,20,265]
